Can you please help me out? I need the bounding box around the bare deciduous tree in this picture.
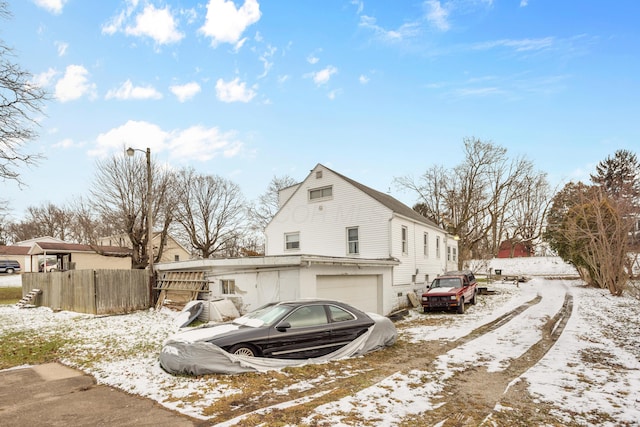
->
[395,138,549,266]
[248,175,297,232]
[0,2,47,185]
[174,168,247,259]
[91,153,175,269]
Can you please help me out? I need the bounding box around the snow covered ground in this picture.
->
[1,258,639,425]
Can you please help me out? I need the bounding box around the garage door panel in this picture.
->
[316,275,380,314]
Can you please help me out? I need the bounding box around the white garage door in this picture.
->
[316,275,381,314]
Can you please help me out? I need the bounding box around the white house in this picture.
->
[264,164,458,310]
[156,164,458,316]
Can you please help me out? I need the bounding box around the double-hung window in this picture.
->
[423,232,429,257]
[347,227,359,254]
[285,232,300,250]
[401,226,408,254]
[221,279,236,294]
[436,236,441,258]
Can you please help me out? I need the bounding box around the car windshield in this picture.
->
[233,304,292,327]
[431,277,462,288]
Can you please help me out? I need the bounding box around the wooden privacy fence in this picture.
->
[22,270,149,315]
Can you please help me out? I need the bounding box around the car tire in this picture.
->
[457,298,465,314]
[229,344,257,357]
[6,268,14,274]
[423,306,430,313]
[471,291,477,305]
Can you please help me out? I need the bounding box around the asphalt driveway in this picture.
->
[0,363,205,426]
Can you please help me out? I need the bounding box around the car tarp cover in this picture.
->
[159,313,397,375]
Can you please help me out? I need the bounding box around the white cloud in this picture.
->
[359,74,370,84]
[52,138,76,149]
[520,0,529,6]
[473,37,555,52]
[426,0,450,31]
[168,126,243,161]
[87,120,244,162]
[308,66,338,86]
[358,15,421,42]
[55,65,96,102]
[33,68,58,88]
[327,89,341,100]
[105,80,163,100]
[307,54,320,65]
[125,4,184,45]
[170,82,202,102]
[215,77,257,103]
[257,45,277,78]
[89,120,168,158]
[351,0,364,14]
[55,41,68,56]
[33,0,67,14]
[200,0,261,48]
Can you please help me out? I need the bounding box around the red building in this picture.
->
[497,240,533,258]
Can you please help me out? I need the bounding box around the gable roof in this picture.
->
[319,164,440,229]
[0,245,30,256]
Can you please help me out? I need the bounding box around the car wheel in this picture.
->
[471,291,477,305]
[6,268,14,274]
[423,306,430,313]
[229,344,257,357]
[457,298,465,314]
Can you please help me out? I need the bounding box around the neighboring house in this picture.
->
[97,232,191,263]
[1,237,131,272]
[497,240,534,258]
[157,164,458,316]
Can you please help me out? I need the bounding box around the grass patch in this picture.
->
[0,287,22,305]
[0,330,75,370]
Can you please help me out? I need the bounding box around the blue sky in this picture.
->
[3,0,639,220]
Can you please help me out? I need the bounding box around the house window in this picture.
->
[309,186,332,201]
[221,279,236,294]
[436,236,441,258]
[347,227,359,254]
[453,247,457,262]
[447,246,451,261]
[425,274,429,283]
[401,226,408,254]
[285,232,300,250]
[423,232,429,257]
[174,255,180,262]
[316,170,322,179]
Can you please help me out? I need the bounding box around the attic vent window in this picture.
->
[309,185,332,201]
[316,171,322,179]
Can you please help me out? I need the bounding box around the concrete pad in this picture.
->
[32,362,83,381]
[0,364,201,426]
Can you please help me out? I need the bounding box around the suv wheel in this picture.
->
[457,298,465,314]
[6,268,14,274]
[471,291,477,305]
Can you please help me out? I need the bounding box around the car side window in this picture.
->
[328,305,355,323]
[285,305,329,328]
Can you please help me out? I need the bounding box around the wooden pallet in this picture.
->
[16,289,42,308]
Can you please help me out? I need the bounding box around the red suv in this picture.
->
[421,270,478,314]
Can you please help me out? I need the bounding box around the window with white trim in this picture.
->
[401,226,408,254]
[453,247,457,262]
[347,227,359,254]
[309,186,332,201]
[436,236,441,258]
[447,245,451,261]
[285,232,300,250]
[423,232,429,257]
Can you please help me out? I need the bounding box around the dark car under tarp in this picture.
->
[159,313,397,375]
